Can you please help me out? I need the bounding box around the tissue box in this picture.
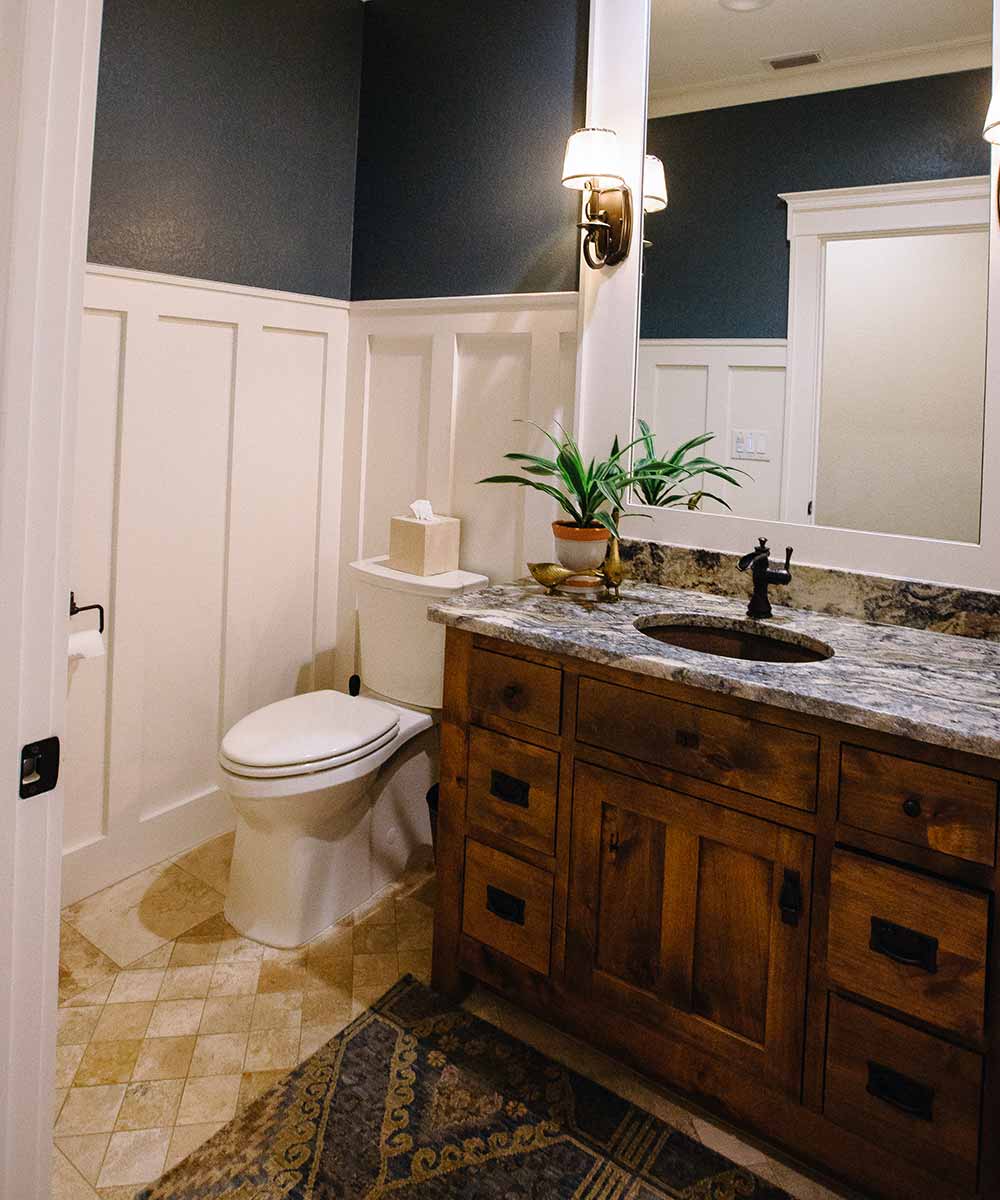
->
[387,515,461,576]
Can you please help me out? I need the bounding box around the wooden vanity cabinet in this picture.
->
[432,628,1000,1200]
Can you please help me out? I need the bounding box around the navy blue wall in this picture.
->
[88,0,364,299]
[642,70,992,339]
[350,0,589,300]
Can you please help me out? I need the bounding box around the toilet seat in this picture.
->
[220,690,400,780]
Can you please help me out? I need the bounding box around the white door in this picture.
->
[0,0,102,1195]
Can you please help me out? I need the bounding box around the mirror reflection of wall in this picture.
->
[636,0,992,542]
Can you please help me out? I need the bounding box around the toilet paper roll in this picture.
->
[69,629,106,661]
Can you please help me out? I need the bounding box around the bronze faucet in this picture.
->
[737,537,793,620]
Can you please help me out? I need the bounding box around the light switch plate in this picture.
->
[732,428,771,461]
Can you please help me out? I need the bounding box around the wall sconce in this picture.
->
[983,95,1000,222]
[562,127,633,270]
[643,155,668,215]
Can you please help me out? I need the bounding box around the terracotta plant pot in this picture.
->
[552,521,610,574]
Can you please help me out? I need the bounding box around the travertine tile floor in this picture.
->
[52,832,857,1200]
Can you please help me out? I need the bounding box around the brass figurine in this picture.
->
[527,539,628,601]
[527,562,601,594]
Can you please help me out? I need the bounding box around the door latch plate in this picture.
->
[19,736,60,798]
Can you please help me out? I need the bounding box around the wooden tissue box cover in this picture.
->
[387,516,461,576]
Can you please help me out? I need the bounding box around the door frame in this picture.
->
[0,0,103,1194]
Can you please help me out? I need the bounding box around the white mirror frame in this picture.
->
[575,0,1000,591]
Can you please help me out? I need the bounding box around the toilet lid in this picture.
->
[220,691,400,770]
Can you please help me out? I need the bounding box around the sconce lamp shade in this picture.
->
[643,155,668,214]
[562,127,624,191]
[984,94,1000,144]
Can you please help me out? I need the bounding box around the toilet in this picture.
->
[218,556,488,948]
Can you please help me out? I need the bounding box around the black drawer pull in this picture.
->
[902,796,922,819]
[675,729,700,749]
[867,1060,935,1121]
[490,769,530,809]
[870,917,938,974]
[486,885,526,926]
[778,869,804,927]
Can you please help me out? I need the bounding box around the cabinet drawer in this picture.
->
[462,839,553,975]
[824,994,982,1193]
[827,850,990,1040]
[469,649,561,734]
[467,727,559,855]
[576,678,818,811]
[839,744,998,866]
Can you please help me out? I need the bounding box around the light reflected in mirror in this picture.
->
[636,0,992,542]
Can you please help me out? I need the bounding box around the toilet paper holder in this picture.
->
[69,591,105,634]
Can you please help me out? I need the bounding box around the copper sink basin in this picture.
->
[635,617,834,664]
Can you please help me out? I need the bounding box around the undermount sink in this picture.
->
[635,616,834,664]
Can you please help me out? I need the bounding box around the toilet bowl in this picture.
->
[218,557,488,948]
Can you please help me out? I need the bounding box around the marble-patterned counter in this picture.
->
[428,581,1000,759]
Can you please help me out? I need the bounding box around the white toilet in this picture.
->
[218,556,488,948]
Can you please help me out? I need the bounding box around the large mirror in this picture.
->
[636,0,992,544]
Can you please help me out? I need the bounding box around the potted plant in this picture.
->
[479,420,745,575]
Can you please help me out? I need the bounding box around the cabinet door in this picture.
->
[567,762,813,1095]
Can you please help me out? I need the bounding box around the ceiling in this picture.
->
[649,0,992,115]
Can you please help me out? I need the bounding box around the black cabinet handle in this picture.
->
[870,917,938,974]
[902,796,922,819]
[489,770,530,809]
[486,885,526,926]
[867,1060,935,1121]
[779,869,803,927]
[675,729,700,749]
[500,683,523,710]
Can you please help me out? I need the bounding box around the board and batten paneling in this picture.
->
[336,295,579,691]
[636,340,788,521]
[64,266,349,905]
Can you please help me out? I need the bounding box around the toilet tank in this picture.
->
[349,557,489,709]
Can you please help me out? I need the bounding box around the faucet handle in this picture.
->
[784,546,793,572]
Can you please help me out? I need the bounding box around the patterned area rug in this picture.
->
[136,975,791,1198]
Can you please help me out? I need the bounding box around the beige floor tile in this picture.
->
[55,1085,128,1136]
[97,1127,171,1188]
[74,1040,143,1087]
[146,999,205,1038]
[168,934,221,968]
[157,965,214,1000]
[55,1043,88,1088]
[106,971,166,1005]
[163,1121,224,1173]
[692,1117,771,1168]
[130,1036,196,1082]
[353,952,398,990]
[352,922,396,955]
[305,922,352,960]
[397,947,432,984]
[256,957,308,994]
[251,991,302,1031]
[395,920,433,953]
[52,1146,101,1200]
[244,1028,300,1072]
[301,988,352,1027]
[91,1003,154,1043]
[198,994,254,1035]
[298,1024,343,1061]
[172,832,234,894]
[58,1006,103,1045]
[115,1079,184,1131]
[208,960,260,997]
[353,894,396,927]
[126,943,174,971]
[175,1074,241,1125]
[238,1069,288,1112]
[55,1133,111,1186]
[59,924,119,1008]
[54,1089,69,1126]
[61,978,117,1009]
[215,933,265,963]
[96,1187,141,1200]
[188,1032,249,1077]
[62,862,225,969]
[304,952,353,992]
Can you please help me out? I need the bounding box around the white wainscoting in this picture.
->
[335,294,579,691]
[636,339,788,521]
[64,266,350,905]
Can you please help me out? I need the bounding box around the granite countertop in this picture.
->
[428,581,1000,760]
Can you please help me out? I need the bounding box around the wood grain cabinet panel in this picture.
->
[827,850,990,1041]
[467,727,559,855]
[839,745,998,866]
[462,839,554,975]
[468,648,562,734]
[568,762,813,1095]
[576,677,819,811]
[824,994,983,1193]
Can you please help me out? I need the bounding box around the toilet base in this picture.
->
[224,725,437,948]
